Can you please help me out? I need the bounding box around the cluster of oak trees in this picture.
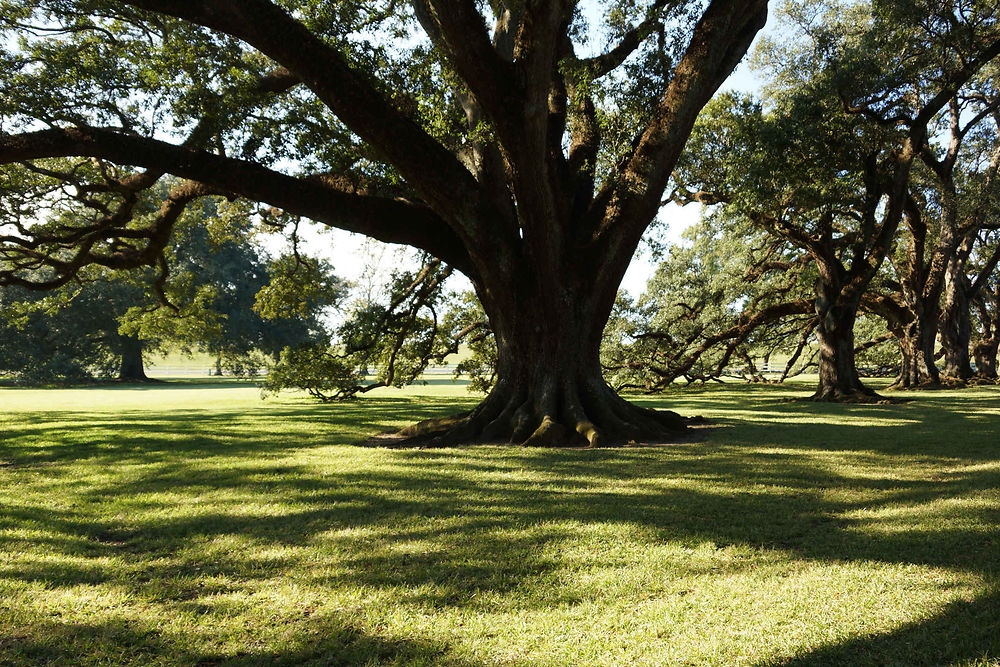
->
[292,0,1000,405]
[2,0,999,445]
[603,2,1000,400]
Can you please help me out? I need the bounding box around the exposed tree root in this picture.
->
[365,379,693,448]
[809,386,886,403]
[892,375,1000,390]
[887,377,941,390]
[934,375,998,389]
[805,385,916,404]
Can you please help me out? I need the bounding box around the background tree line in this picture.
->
[602,0,1000,400]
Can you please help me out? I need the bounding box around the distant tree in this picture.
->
[968,229,1000,379]
[601,214,817,390]
[0,199,343,383]
[0,277,142,383]
[671,0,1000,400]
[868,91,1000,387]
[129,203,346,376]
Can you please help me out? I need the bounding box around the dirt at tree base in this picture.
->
[778,393,912,405]
[892,375,1000,390]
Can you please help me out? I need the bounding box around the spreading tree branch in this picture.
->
[0,126,474,276]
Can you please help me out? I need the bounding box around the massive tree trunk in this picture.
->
[117,335,149,382]
[403,250,687,446]
[895,315,940,388]
[973,339,999,380]
[937,230,977,381]
[939,267,973,380]
[972,287,1000,380]
[812,283,875,401]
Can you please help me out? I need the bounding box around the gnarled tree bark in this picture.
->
[972,280,1000,380]
[940,261,974,380]
[813,278,877,401]
[895,311,941,387]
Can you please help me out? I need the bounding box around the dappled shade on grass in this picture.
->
[1,381,999,665]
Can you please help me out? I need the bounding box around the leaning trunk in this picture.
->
[117,335,148,382]
[812,283,875,401]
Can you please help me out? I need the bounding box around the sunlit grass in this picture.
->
[1,380,999,665]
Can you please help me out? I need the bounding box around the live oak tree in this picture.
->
[936,110,1000,381]
[151,207,345,376]
[0,165,170,382]
[0,276,153,383]
[601,213,818,391]
[605,201,903,394]
[878,87,1000,387]
[602,223,900,391]
[921,201,1000,383]
[970,229,1000,378]
[670,90,904,400]
[0,0,770,446]
[829,1,1000,388]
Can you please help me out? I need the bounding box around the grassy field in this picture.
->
[0,380,999,666]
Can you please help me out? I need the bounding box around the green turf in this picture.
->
[0,380,998,666]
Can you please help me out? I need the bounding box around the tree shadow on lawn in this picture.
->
[6,455,999,664]
[0,395,480,465]
[0,615,494,667]
[758,589,1000,666]
[2,384,1000,664]
[634,382,1000,460]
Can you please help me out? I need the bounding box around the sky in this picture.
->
[266,4,776,301]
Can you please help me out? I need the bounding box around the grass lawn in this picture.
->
[1,379,999,666]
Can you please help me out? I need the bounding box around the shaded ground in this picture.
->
[0,380,998,665]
